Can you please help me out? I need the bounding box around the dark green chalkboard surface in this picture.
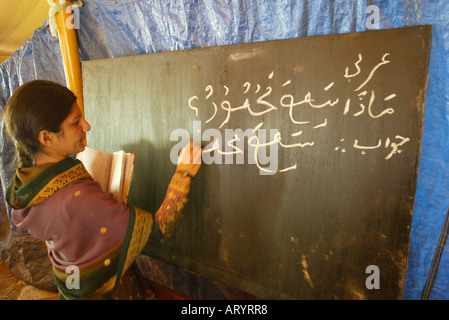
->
[82,26,431,299]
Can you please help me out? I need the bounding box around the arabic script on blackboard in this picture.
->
[170,52,410,175]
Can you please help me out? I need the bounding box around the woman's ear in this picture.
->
[37,130,55,146]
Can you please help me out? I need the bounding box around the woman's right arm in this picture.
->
[154,142,202,241]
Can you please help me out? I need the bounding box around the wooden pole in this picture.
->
[55,0,84,119]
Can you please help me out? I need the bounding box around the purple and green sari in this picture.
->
[6,157,191,299]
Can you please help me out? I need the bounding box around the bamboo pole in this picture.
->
[54,0,85,119]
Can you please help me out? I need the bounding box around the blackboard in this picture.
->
[82,26,432,299]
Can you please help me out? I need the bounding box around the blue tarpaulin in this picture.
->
[1,0,448,299]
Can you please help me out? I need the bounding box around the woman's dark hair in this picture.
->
[4,80,77,168]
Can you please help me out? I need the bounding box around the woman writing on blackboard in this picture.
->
[4,80,202,299]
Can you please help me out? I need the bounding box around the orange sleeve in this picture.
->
[154,172,192,242]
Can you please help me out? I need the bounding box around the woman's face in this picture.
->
[52,102,91,157]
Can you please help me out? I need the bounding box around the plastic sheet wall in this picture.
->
[1,0,448,299]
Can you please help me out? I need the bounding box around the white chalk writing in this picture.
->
[184,52,409,173]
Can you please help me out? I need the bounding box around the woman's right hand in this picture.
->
[176,142,202,178]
